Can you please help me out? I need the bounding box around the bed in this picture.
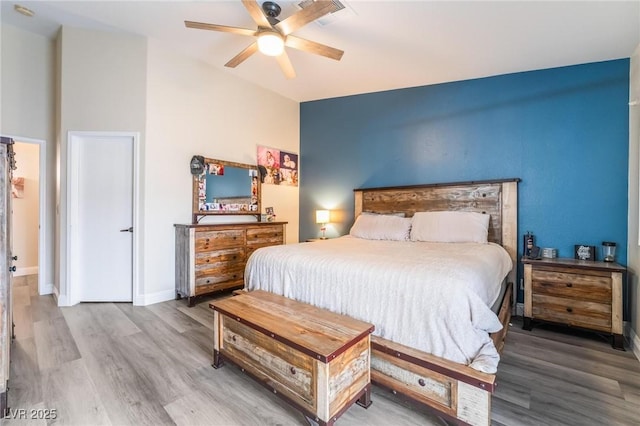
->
[245,178,519,425]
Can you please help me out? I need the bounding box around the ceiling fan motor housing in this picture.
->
[262,1,282,25]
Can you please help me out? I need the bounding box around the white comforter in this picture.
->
[244,236,513,373]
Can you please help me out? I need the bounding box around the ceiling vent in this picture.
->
[297,0,355,26]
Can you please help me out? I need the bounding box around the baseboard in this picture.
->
[134,289,175,306]
[13,266,38,277]
[41,283,54,295]
[628,324,640,362]
[53,286,71,307]
[515,303,524,317]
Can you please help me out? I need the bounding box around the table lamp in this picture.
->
[315,210,330,239]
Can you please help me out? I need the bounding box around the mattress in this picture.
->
[244,236,513,373]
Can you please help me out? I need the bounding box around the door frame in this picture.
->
[0,134,48,295]
[66,131,140,305]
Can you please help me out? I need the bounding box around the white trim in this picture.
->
[42,283,54,295]
[52,283,70,307]
[13,266,38,276]
[134,289,175,306]
[1,135,48,296]
[66,131,140,305]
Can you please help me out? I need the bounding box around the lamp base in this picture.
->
[319,237,328,240]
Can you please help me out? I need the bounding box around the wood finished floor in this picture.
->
[6,275,640,426]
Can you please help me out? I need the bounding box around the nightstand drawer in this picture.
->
[531,269,611,303]
[532,293,611,332]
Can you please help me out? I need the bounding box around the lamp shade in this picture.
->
[315,210,330,224]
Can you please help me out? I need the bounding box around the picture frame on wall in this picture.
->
[257,145,299,187]
[574,244,596,261]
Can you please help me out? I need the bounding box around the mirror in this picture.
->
[192,157,261,223]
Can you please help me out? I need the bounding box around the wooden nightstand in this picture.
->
[522,257,626,350]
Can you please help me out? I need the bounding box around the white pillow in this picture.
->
[410,211,490,243]
[349,212,412,241]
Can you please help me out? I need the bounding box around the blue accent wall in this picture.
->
[300,60,630,279]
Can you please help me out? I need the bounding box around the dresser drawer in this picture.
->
[532,293,611,332]
[195,247,245,266]
[246,226,284,247]
[195,229,244,251]
[221,316,316,412]
[195,265,245,295]
[531,269,611,303]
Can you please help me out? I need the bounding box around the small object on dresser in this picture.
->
[523,231,541,259]
[602,241,617,262]
[541,248,557,259]
[523,231,534,257]
[265,206,275,222]
[574,244,596,261]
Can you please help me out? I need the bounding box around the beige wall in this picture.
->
[55,28,299,305]
[56,26,148,305]
[3,23,300,306]
[1,24,56,293]
[628,44,640,359]
[143,38,299,301]
[11,143,40,274]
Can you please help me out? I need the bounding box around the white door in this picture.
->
[74,134,133,302]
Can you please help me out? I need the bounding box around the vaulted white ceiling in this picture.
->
[2,1,639,102]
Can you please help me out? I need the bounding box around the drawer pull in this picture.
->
[566,307,573,313]
[206,280,210,284]
[290,367,296,375]
[418,378,426,387]
[566,283,573,287]
[232,335,237,342]
[233,256,237,260]
[206,259,210,263]
[233,275,237,279]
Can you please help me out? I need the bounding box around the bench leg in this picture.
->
[212,349,224,369]
[356,385,372,409]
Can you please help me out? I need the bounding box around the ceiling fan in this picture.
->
[185,0,344,79]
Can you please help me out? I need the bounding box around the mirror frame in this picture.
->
[192,157,261,223]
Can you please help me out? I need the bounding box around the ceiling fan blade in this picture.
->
[225,42,259,68]
[185,21,256,37]
[275,0,338,36]
[276,51,296,79]
[285,35,343,61]
[241,0,272,28]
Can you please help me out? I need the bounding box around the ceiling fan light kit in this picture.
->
[185,0,344,79]
[257,31,285,56]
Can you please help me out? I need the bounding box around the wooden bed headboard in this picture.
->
[353,178,520,286]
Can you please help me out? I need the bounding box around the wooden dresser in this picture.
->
[174,222,286,306]
[522,257,626,349]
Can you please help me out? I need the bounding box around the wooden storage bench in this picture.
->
[210,290,375,425]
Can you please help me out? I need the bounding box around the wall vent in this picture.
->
[297,0,356,26]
